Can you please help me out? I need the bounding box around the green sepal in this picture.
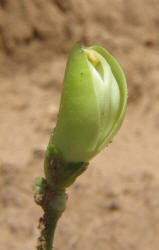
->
[54,161,88,188]
[44,144,58,185]
[44,144,88,188]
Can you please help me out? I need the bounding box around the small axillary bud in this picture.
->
[83,49,100,67]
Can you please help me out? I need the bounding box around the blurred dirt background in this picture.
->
[0,0,159,249]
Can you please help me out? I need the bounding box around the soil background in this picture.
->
[0,1,159,249]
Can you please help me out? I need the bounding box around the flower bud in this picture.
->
[52,44,127,163]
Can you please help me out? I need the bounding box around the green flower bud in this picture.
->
[52,44,127,163]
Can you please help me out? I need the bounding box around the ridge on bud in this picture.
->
[51,44,127,163]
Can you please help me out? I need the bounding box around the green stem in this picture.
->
[45,189,67,250]
[44,213,58,250]
[35,180,67,250]
[34,145,88,249]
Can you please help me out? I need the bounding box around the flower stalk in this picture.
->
[34,146,88,250]
[35,177,67,250]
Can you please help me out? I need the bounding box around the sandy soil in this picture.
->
[0,1,159,249]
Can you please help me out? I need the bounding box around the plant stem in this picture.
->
[35,180,67,250]
[43,209,59,250]
[34,146,88,249]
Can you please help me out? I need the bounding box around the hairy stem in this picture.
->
[34,146,88,249]
[35,179,67,250]
[43,209,59,250]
